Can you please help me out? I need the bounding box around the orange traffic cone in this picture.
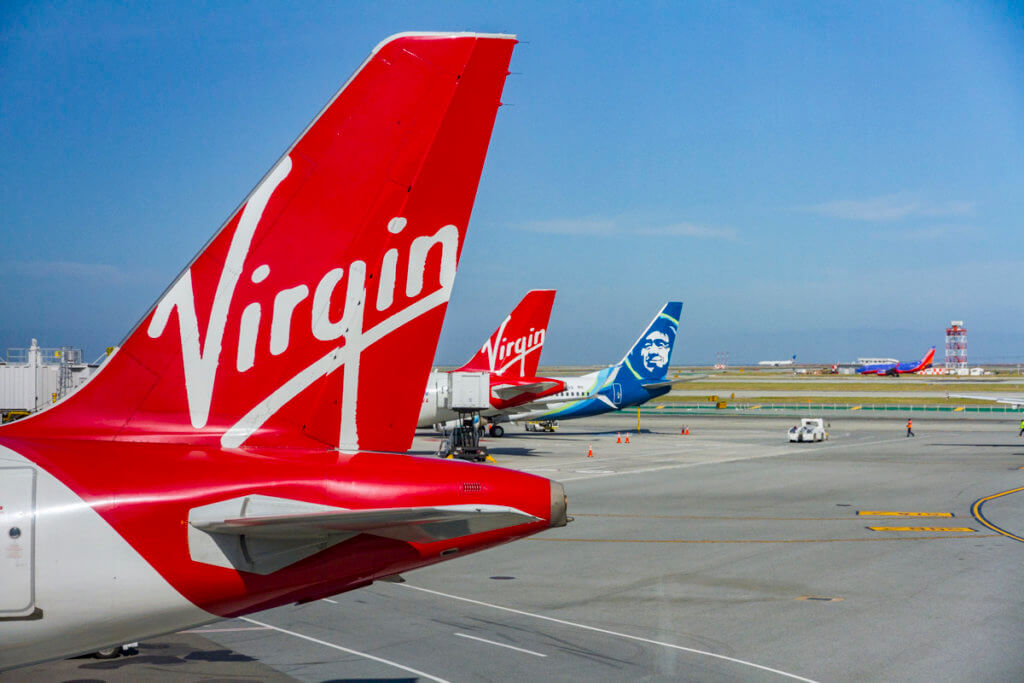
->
[624,433,630,444]
[587,444,594,458]
[685,427,690,435]
[681,426,686,436]
[616,433,622,444]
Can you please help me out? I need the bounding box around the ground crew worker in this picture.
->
[1019,418,1023,437]
[906,418,914,437]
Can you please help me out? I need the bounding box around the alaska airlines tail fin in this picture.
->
[618,302,683,383]
[457,289,555,377]
[4,33,517,454]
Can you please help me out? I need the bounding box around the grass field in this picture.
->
[660,395,1002,406]
[670,381,1024,393]
[464,366,1024,405]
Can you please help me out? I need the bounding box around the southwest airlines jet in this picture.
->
[499,302,686,425]
[0,33,569,671]
[857,346,936,375]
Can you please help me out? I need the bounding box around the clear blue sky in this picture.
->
[2,2,1022,365]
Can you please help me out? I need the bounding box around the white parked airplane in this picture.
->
[493,302,695,428]
[418,289,563,436]
[0,32,569,671]
[758,355,796,367]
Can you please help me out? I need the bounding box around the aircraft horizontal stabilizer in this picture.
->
[188,494,540,574]
[947,393,1024,407]
[492,380,562,400]
[642,373,707,391]
[193,503,540,540]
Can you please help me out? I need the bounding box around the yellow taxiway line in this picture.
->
[971,486,1024,543]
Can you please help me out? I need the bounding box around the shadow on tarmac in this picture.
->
[78,643,256,670]
[485,446,538,457]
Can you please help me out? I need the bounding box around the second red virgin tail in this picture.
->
[457,289,556,377]
[3,33,517,453]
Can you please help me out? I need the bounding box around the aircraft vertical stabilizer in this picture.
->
[619,302,683,384]
[457,289,556,377]
[3,34,517,454]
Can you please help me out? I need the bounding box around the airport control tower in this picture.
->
[945,321,967,374]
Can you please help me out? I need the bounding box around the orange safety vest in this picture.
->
[907,420,912,428]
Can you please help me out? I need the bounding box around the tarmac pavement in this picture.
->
[15,414,1024,681]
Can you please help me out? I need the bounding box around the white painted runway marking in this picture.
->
[321,598,338,604]
[398,584,818,683]
[454,632,547,657]
[240,617,451,683]
[560,436,908,482]
[178,626,270,634]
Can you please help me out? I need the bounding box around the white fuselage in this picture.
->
[0,445,214,671]
[417,369,604,430]
[502,370,603,422]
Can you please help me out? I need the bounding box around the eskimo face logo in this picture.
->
[624,313,677,381]
[640,330,671,373]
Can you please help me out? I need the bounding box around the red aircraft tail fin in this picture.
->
[457,289,556,377]
[4,33,517,453]
[918,346,936,370]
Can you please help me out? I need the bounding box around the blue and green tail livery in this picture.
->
[505,301,685,423]
[620,302,682,384]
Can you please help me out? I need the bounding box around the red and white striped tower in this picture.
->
[945,321,967,374]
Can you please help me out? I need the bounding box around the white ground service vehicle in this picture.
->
[788,418,828,443]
